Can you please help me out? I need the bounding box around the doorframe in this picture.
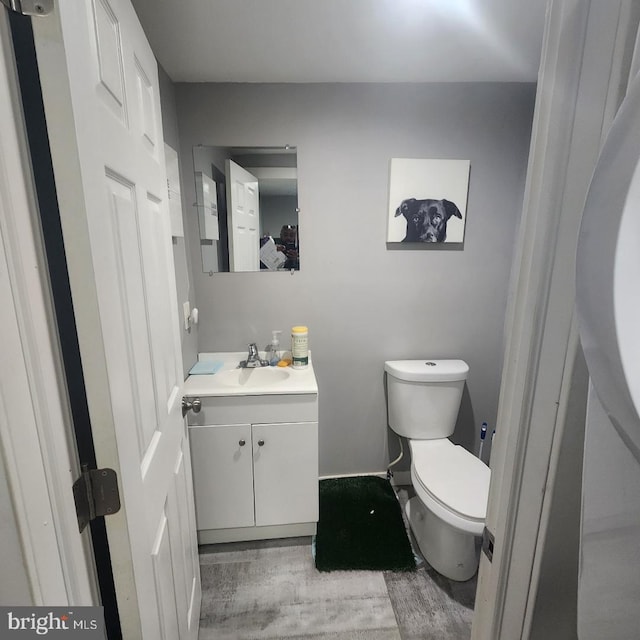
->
[0,8,98,605]
[472,1,640,637]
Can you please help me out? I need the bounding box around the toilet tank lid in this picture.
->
[384,359,469,382]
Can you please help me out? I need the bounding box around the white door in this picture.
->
[226,159,260,271]
[31,1,200,638]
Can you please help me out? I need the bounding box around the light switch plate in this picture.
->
[183,301,191,331]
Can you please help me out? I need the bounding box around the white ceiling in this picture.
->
[130,0,547,84]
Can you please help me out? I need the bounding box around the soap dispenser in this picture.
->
[268,330,282,366]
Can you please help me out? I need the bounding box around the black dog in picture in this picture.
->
[395,198,462,242]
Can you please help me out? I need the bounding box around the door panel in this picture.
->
[170,447,200,637]
[105,174,157,454]
[94,0,127,123]
[151,513,180,639]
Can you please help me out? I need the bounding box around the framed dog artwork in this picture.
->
[387,158,470,244]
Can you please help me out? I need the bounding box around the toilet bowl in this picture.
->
[408,439,490,580]
[384,359,491,581]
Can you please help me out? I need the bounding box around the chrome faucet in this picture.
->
[239,343,269,368]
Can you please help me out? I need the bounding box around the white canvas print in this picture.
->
[387,158,470,243]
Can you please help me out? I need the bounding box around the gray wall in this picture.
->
[175,82,535,477]
[158,65,199,378]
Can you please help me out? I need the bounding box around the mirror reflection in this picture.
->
[193,146,299,273]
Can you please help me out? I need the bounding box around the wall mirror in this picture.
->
[193,145,299,273]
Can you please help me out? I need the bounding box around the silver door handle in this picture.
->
[181,397,201,417]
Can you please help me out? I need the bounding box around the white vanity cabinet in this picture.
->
[186,385,319,545]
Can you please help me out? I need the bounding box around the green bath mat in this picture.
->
[315,476,416,572]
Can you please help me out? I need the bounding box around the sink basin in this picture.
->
[215,367,291,388]
[183,352,317,397]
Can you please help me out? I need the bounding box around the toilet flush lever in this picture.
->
[182,397,201,417]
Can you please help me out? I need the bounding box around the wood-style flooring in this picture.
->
[198,486,477,640]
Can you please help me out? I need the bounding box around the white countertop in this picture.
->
[183,351,318,397]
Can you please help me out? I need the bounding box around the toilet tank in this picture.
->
[384,360,469,439]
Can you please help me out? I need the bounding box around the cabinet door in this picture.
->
[189,424,254,530]
[253,422,319,527]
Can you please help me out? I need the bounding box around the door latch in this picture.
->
[73,465,120,533]
[482,526,495,562]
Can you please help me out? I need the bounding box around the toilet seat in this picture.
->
[409,439,490,536]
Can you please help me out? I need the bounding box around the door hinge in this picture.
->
[482,526,495,562]
[1,0,53,16]
[73,465,121,533]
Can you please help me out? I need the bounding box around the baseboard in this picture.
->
[198,522,316,545]
[319,471,412,487]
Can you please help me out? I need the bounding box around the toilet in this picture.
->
[384,359,490,581]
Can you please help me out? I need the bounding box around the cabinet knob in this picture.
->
[239,439,246,447]
[258,439,265,447]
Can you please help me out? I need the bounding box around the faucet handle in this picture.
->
[244,342,268,367]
